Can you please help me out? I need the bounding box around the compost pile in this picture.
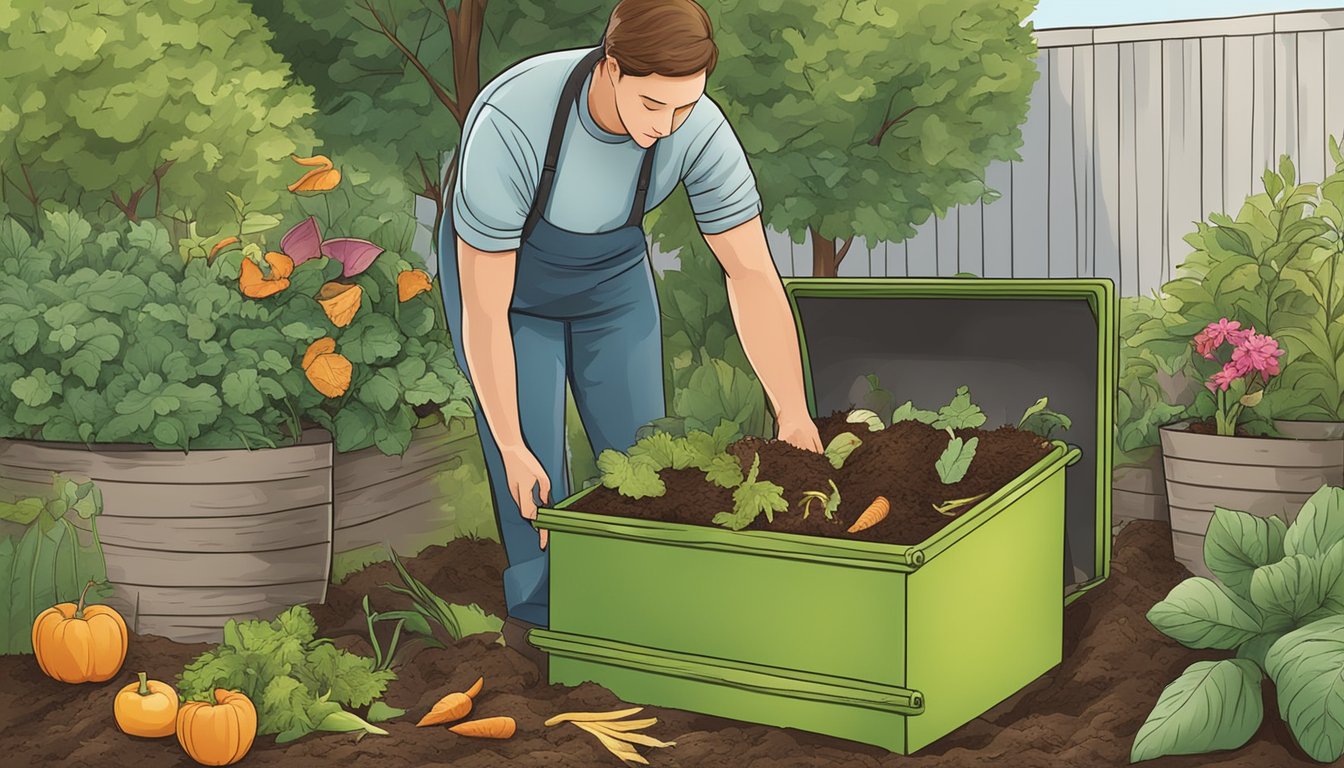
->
[573,410,1054,545]
[0,522,1314,767]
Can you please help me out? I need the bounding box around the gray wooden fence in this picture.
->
[763,8,1344,296]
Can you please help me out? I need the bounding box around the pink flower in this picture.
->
[1231,332,1285,381]
[1203,318,1243,347]
[1193,329,1218,360]
[1206,364,1242,391]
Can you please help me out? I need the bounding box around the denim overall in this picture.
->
[437,46,665,627]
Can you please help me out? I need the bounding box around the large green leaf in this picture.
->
[1250,553,1323,624]
[1264,615,1344,763]
[1285,485,1344,559]
[1130,659,1263,763]
[1146,578,1264,649]
[1209,511,1290,599]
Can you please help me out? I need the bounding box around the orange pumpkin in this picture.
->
[31,580,127,683]
[176,688,257,766]
[115,671,180,738]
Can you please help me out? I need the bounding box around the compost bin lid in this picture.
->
[783,277,1115,605]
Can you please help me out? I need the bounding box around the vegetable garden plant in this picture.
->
[1133,483,1344,763]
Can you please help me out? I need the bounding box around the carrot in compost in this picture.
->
[417,676,484,726]
[847,496,890,533]
[449,716,516,739]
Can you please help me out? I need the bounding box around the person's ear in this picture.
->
[604,55,621,83]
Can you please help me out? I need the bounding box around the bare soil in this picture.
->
[572,410,1054,544]
[0,522,1315,767]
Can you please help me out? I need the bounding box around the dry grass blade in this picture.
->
[587,722,676,748]
[932,492,989,516]
[545,706,644,726]
[590,717,658,732]
[575,721,650,765]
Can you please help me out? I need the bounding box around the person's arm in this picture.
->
[682,101,822,452]
[704,217,819,449]
[451,104,553,540]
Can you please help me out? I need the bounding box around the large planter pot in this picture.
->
[1273,419,1344,440]
[1159,421,1344,578]
[0,430,335,643]
[331,417,480,557]
[1112,450,1169,524]
[532,443,1081,754]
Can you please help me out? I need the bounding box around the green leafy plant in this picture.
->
[1116,297,1191,467]
[361,594,443,673]
[598,421,746,499]
[1017,396,1073,441]
[0,473,111,654]
[1132,484,1344,763]
[382,548,503,644]
[177,605,393,743]
[711,453,788,531]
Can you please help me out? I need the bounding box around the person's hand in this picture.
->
[776,410,824,453]
[500,444,551,549]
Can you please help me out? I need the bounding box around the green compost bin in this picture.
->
[532,277,1116,754]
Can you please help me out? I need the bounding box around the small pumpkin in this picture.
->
[177,688,257,766]
[32,579,127,683]
[115,671,180,738]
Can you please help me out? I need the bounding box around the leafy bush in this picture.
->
[1116,296,1188,467]
[0,473,110,654]
[1133,484,1344,763]
[178,605,393,743]
[0,207,472,454]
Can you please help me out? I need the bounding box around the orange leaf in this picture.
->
[239,257,289,298]
[302,338,336,371]
[317,282,362,328]
[265,251,294,280]
[209,236,239,259]
[305,352,352,398]
[290,153,334,168]
[288,167,341,192]
[415,692,472,727]
[397,269,433,302]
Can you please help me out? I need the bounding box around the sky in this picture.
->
[1028,0,1341,29]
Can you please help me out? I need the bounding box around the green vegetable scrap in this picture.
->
[712,453,788,531]
[177,605,394,744]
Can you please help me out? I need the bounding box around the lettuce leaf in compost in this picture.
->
[597,450,665,498]
[823,432,862,469]
[935,436,977,484]
[628,431,693,470]
[702,454,744,488]
[890,401,938,425]
[712,454,786,530]
[933,386,986,431]
[1019,406,1071,440]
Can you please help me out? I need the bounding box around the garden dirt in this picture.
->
[574,410,1053,544]
[0,522,1313,767]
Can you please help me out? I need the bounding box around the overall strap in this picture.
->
[521,46,607,243]
[625,141,657,229]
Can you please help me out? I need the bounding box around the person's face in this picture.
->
[603,55,705,148]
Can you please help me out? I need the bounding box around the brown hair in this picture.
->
[602,0,717,78]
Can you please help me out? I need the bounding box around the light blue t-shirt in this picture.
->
[451,46,762,253]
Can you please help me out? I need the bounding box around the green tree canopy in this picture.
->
[0,0,321,236]
[702,0,1039,275]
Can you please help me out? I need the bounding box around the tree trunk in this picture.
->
[811,226,837,277]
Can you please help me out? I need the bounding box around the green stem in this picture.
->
[63,518,79,599]
[364,603,383,669]
[383,618,406,671]
[74,578,96,619]
[137,671,151,696]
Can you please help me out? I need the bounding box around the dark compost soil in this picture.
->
[572,410,1054,544]
[0,521,1313,767]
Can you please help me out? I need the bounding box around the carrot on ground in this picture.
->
[847,495,890,533]
[449,716,516,739]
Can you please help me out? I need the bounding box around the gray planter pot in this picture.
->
[1273,419,1344,440]
[1113,450,1169,524]
[1159,421,1344,578]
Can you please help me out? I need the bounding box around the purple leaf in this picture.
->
[281,216,323,265]
[321,238,383,277]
